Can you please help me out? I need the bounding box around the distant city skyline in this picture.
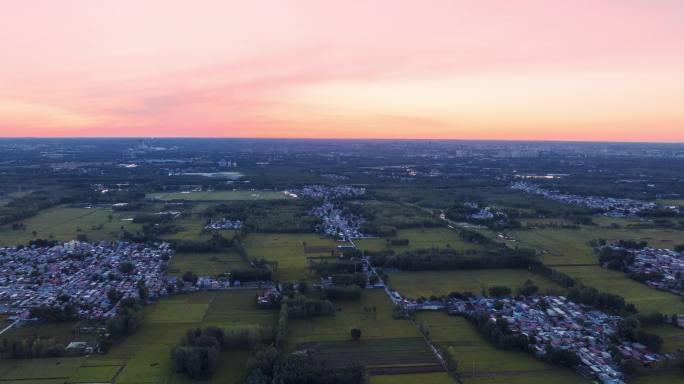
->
[1,1,683,142]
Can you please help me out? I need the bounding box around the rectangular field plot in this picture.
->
[512,226,684,266]
[244,233,338,281]
[0,357,84,382]
[0,206,141,247]
[167,251,249,277]
[147,190,293,201]
[645,324,684,353]
[369,372,453,384]
[71,364,123,383]
[388,269,564,299]
[287,290,420,346]
[357,228,482,253]
[415,312,587,384]
[556,265,684,314]
[79,290,275,384]
[292,338,442,373]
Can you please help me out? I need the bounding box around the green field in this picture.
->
[0,206,142,247]
[287,290,420,346]
[512,226,684,266]
[388,269,564,299]
[628,370,684,384]
[645,324,684,353]
[293,338,440,372]
[356,228,482,253]
[0,357,85,383]
[370,372,453,383]
[416,312,587,384]
[167,251,249,277]
[148,190,293,201]
[244,233,339,281]
[555,265,684,314]
[0,290,276,384]
[287,290,441,375]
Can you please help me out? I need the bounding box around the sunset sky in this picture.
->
[1,0,683,141]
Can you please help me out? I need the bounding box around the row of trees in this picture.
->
[616,317,664,352]
[368,247,535,272]
[0,337,66,359]
[245,346,366,384]
[527,259,637,314]
[323,285,363,301]
[284,295,335,319]
[172,326,263,378]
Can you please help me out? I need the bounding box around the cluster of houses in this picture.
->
[292,185,366,200]
[618,246,684,296]
[0,240,172,320]
[464,201,509,222]
[466,295,664,382]
[204,218,243,230]
[292,185,367,241]
[387,289,663,384]
[449,295,661,383]
[510,182,657,216]
[320,173,349,181]
[310,202,365,240]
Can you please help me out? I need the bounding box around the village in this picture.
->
[294,185,368,241]
[291,184,366,200]
[510,181,658,216]
[204,218,243,230]
[612,246,684,298]
[0,240,172,320]
[310,202,365,240]
[387,289,664,384]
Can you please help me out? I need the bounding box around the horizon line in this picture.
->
[1,136,683,145]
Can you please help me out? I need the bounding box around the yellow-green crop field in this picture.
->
[0,206,141,247]
[0,290,276,384]
[147,190,293,201]
[244,233,339,281]
[388,269,564,299]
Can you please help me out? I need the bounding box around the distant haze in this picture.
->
[1,0,683,141]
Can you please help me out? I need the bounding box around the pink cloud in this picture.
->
[0,0,683,140]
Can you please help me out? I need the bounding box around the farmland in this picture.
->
[0,206,141,247]
[285,290,443,375]
[370,372,453,383]
[0,290,276,384]
[415,312,587,383]
[243,233,339,281]
[287,290,420,346]
[511,225,684,266]
[147,191,294,201]
[356,227,482,253]
[555,265,684,314]
[167,251,248,277]
[388,269,564,299]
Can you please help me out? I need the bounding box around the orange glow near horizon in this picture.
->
[1,0,684,141]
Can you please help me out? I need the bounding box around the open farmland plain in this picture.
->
[287,290,444,375]
[0,290,275,384]
[388,269,564,299]
[356,227,482,253]
[416,312,587,384]
[369,372,453,383]
[0,206,142,247]
[555,265,684,314]
[511,225,684,266]
[147,190,293,201]
[167,251,248,277]
[244,233,338,281]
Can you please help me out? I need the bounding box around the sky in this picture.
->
[1,0,683,141]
